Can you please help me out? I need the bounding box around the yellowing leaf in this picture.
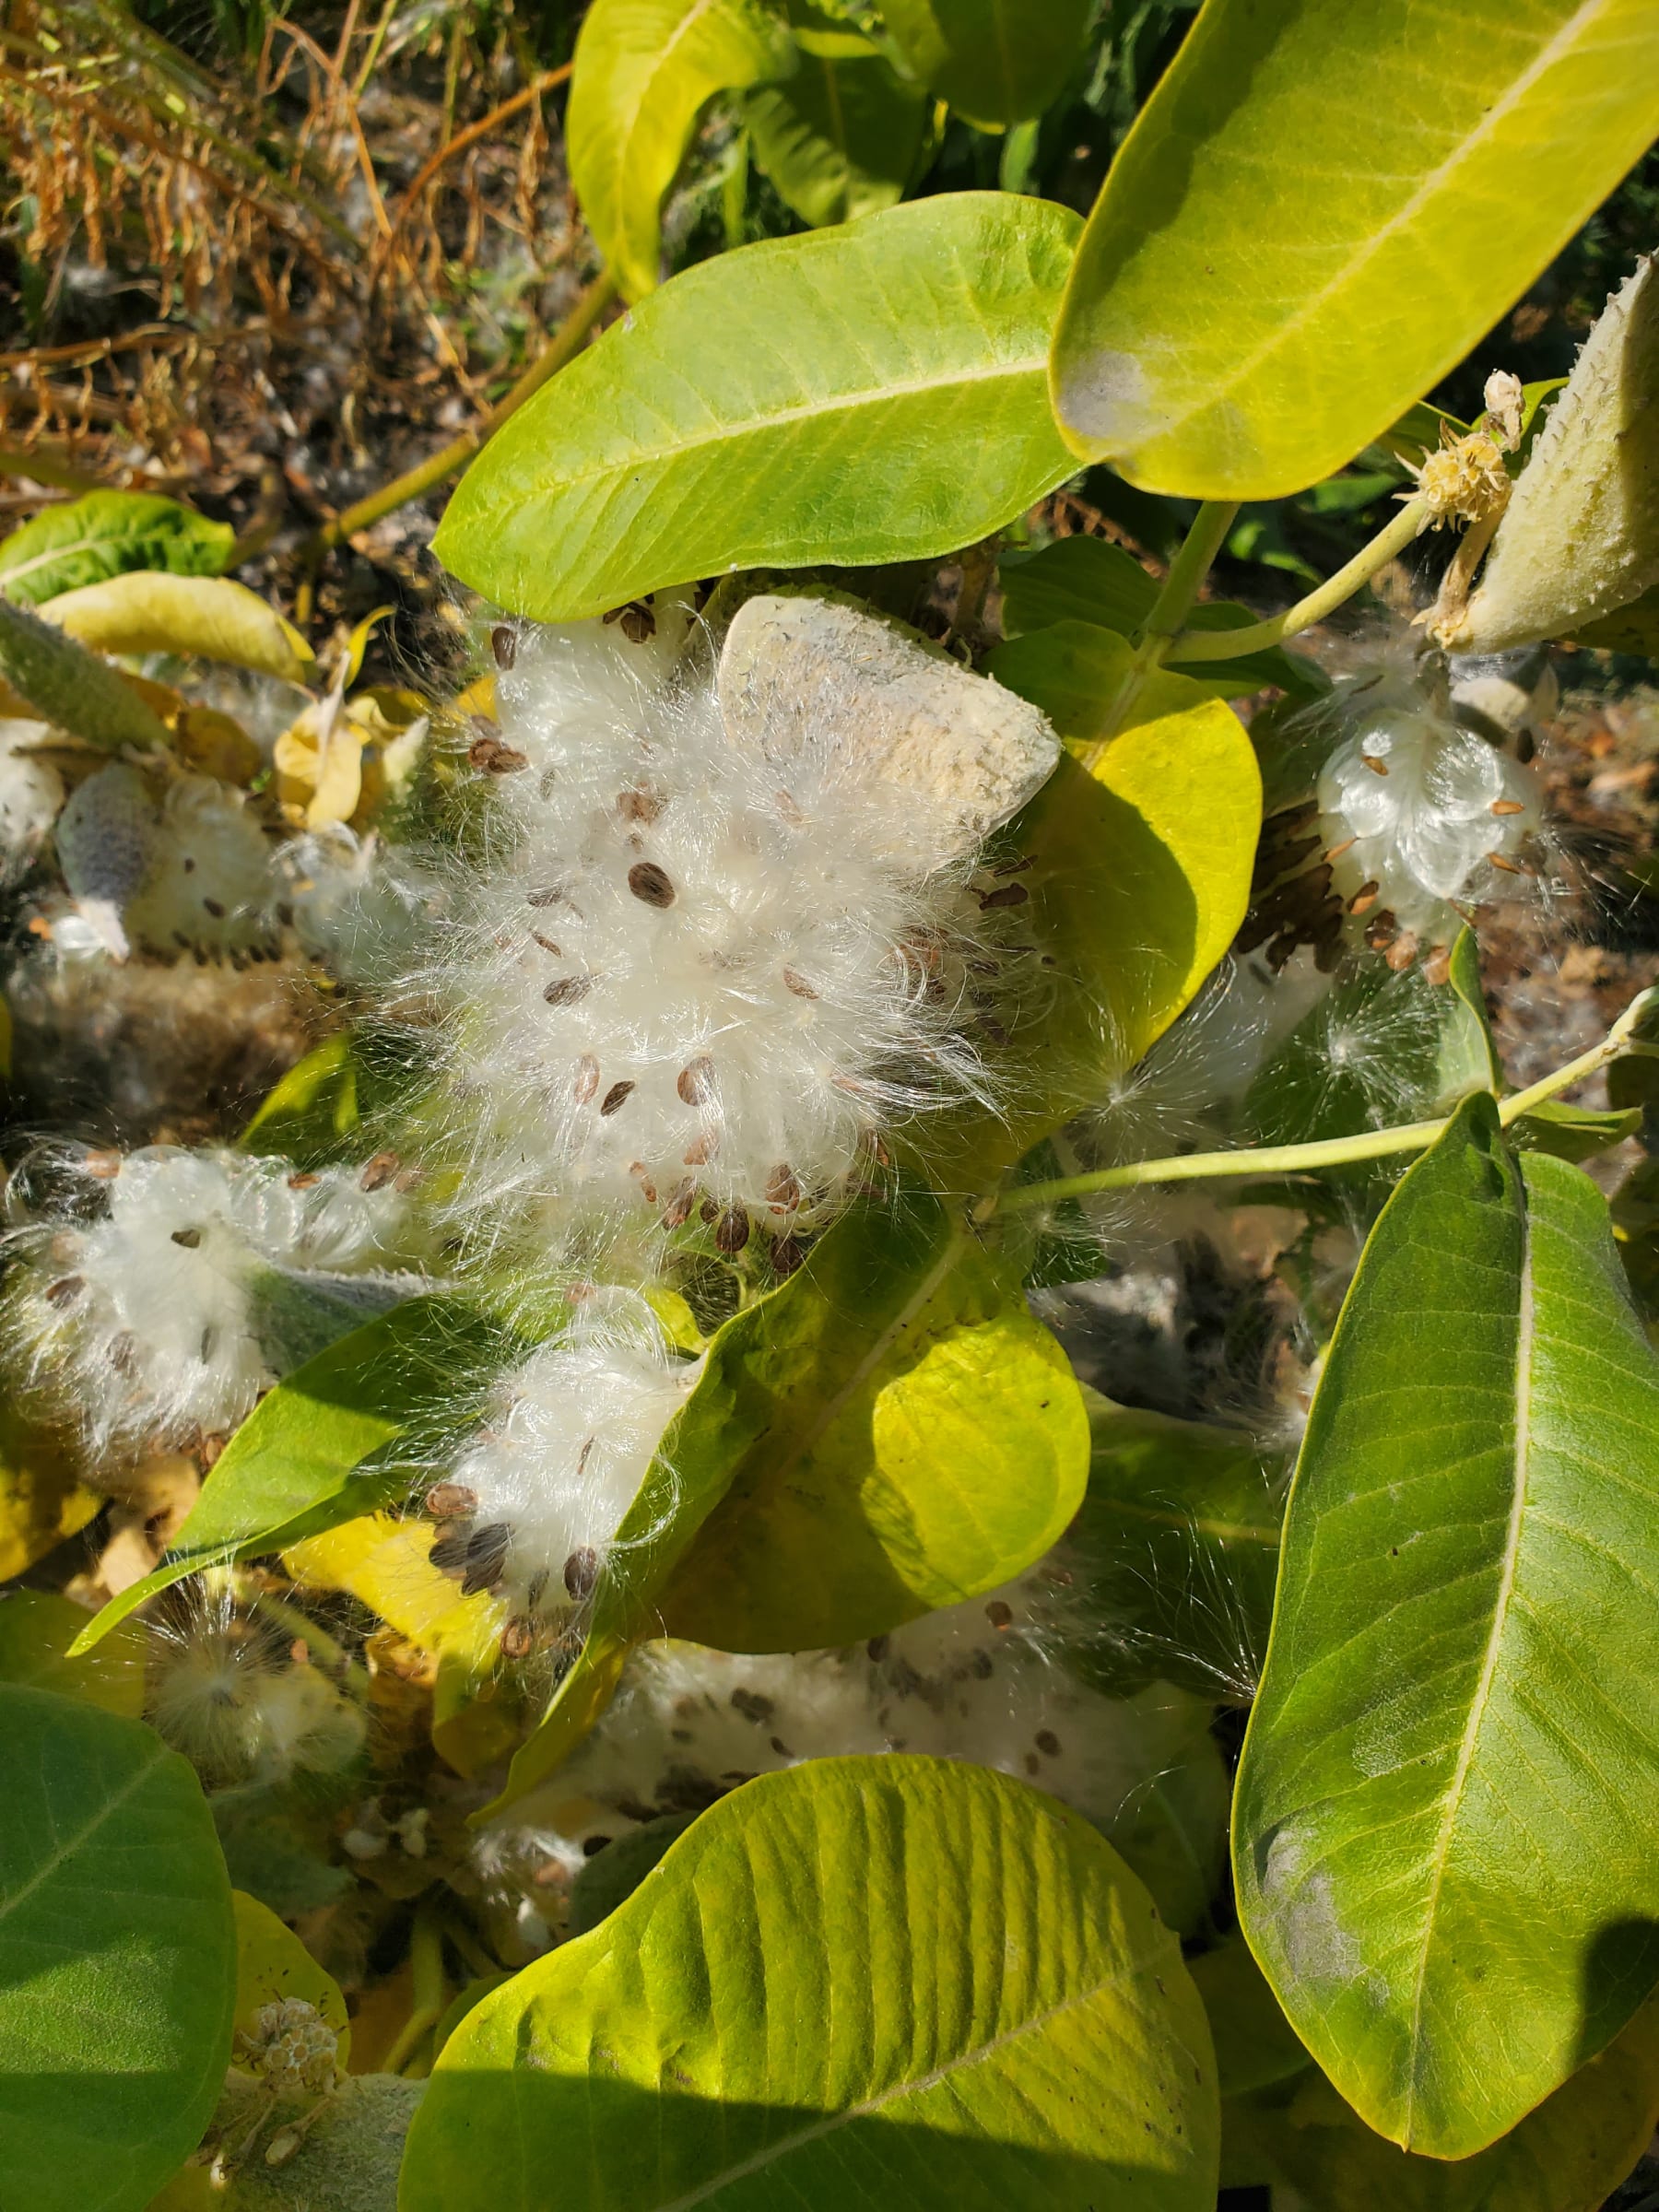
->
[283,1515,519,1777]
[42,573,316,684]
[230,1890,351,2069]
[0,1393,102,1581]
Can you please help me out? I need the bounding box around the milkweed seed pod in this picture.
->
[422,1289,698,1628]
[0,593,172,751]
[1438,255,1659,653]
[422,591,1059,1240]
[1263,653,1546,966]
[5,1145,429,1457]
[0,716,65,877]
[55,763,282,961]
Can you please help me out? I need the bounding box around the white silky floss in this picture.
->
[278,824,450,990]
[424,593,1058,1235]
[431,1288,698,1619]
[1314,662,1542,945]
[0,717,65,877]
[6,1147,421,1454]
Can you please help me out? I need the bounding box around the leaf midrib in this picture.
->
[1135,0,1619,447]
[467,350,1047,510]
[1400,1191,1535,2139]
[641,1939,1171,2212]
[0,1741,166,1926]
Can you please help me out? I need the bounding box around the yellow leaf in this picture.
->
[284,1516,520,1776]
[0,1393,102,1581]
[231,1889,352,2067]
[42,573,316,684]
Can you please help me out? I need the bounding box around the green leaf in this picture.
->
[0,490,232,609]
[1510,1098,1644,1161]
[963,695,1260,1172]
[1108,1687,1231,1941]
[1233,1095,1659,2158]
[0,1686,236,2212]
[71,1295,510,1654]
[986,622,1311,745]
[1067,1389,1284,1703]
[996,538,1326,698]
[239,1028,428,1171]
[1258,1994,1659,2211]
[1441,924,1504,1098]
[567,0,798,300]
[880,0,1095,127]
[405,1758,1219,2212]
[490,1187,1088,1813]
[567,1811,700,1936]
[1188,1942,1312,2100]
[1051,2,1659,497]
[744,48,926,226]
[435,194,1081,621]
[0,1590,146,1715]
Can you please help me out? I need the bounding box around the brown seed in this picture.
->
[171,1226,202,1249]
[1324,835,1358,862]
[700,1196,722,1225]
[617,785,663,824]
[564,1547,599,1600]
[108,1331,137,1374]
[582,1832,612,1859]
[764,1163,801,1213]
[731,1688,774,1724]
[531,931,562,956]
[1422,944,1453,986]
[866,1635,890,1663]
[1035,1729,1061,1757]
[771,1735,794,1758]
[715,1206,751,1254]
[601,1079,636,1115]
[978,882,1030,911]
[1265,800,1319,835]
[1347,881,1381,915]
[1384,930,1420,973]
[771,1235,805,1278]
[461,1523,512,1596]
[627,861,676,907]
[984,1600,1013,1630]
[782,967,818,999]
[774,788,804,827]
[200,1432,226,1470]
[526,886,566,909]
[424,1482,478,1522]
[683,1134,717,1167]
[491,624,517,670]
[485,744,528,773]
[574,1054,601,1104]
[359,1151,400,1192]
[1488,851,1524,874]
[500,1617,536,1660]
[1361,754,1390,776]
[203,897,227,920]
[45,1275,84,1308]
[629,1162,659,1204]
[1491,798,1525,816]
[429,1530,471,1574]
[604,598,657,643]
[992,853,1035,877]
[544,976,593,1007]
[677,1056,714,1105]
[468,733,502,770]
[84,1150,122,1181]
[287,1171,321,1190]
[660,1181,698,1230]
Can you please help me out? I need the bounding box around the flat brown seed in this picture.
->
[782,967,818,999]
[500,1617,535,1660]
[359,1152,399,1192]
[771,1236,805,1278]
[700,1196,722,1224]
[531,932,562,956]
[1361,755,1390,776]
[601,1079,636,1115]
[629,1162,658,1204]
[628,861,676,907]
[1347,882,1381,915]
[978,882,1030,911]
[544,976,593,1006]
[1035,1729,1061,1757]
[1324,836,1358,862]
[491,625,517,670]
[661,1181,698,1230]
[574,1054,600,1104]
[526,887,566,908]
[1491,798,1525,816]
[287,1171,321,1190]
[617,786,663,823]
[764,1163,801,1212]
[203,897,226,919]
[461,1523,512,1596]
[984,1600,1014,1630]
[683,1134,716,1167]
[468,734,502,769]
[45,1275,84,1307]
[677,1056,714,1104]
[171,1227,202,1249]
[1488,851,1524,874]
[424,1482,478,1521]
[485,745,528,773]
[429,1530,471,1573]
[564,1547,599,1599]
[715,1206,751,1254]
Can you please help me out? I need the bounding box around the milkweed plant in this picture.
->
[2,5,1659,2211]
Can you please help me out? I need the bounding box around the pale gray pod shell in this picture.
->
[54,762,159,912]
[716,592,1061,873]
[1441,255,1659,653]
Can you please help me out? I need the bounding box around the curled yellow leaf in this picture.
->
[41,572,317,684]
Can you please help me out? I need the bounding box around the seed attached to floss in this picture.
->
[424,1482,477,1522]
[574,1054,600,1104]
[462,1523,512,1596]
[716,1207,751,1255]
[782,967,818,1000]
[492,625,518,671]
[544,976,592,1007]
[564,1547,599,1600]
[601,1080,636,1116]
[627,861,676,908]
[677,1056,714,1105]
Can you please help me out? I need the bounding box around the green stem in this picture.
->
[303,266,618,557]
[1163,495,1427,665]
[1139,500,1239,641]
[994,995,1655,1218]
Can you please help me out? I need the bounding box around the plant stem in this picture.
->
[1163,496,1428,664]
[993,994,1655,1218]
[303,265,618,557]
[1139,500,1239,641]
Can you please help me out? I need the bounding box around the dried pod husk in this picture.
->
[1439,255,1659,652]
